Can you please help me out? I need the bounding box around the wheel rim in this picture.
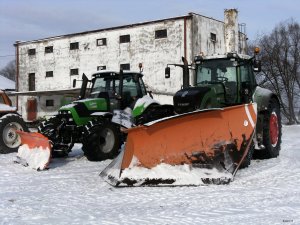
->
[99,128,115,153]
[2,122,24,148]
[269,112,279,147]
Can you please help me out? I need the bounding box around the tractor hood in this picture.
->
[173,87,211,114]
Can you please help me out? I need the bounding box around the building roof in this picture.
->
[0,75,15,90]
[15,12,223,46]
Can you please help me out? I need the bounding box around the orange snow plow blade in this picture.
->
[101,103,257,186]
[14,131,51,170]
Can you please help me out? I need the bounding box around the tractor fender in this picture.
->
[132,95,160,118]
[253,86,280,148]
[253,86,279,113]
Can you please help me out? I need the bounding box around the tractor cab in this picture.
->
[74,71,147,112]
[194,53,258,107]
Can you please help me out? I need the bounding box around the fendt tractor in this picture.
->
[166,48,281,166]
[100,48,282,186]
[17,70,173,167]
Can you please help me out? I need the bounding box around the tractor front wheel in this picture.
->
[0,114,28,154]
[82,122,121,161]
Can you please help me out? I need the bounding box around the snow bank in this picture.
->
[16,144,51,170]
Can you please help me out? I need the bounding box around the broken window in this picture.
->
[28,49,36,56]
[70,68,79,76]
[97,38,107,46]
[210,33,217,42]
[120,35,130,43]
[45,46,53,53]
[97,66,106,71]
[28,73,35,91]
[155,29,167,39]
[120,63,130,71]
[70,42,79,50]
[46,71,53,77]
[46,99,54,107]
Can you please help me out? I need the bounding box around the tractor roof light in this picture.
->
[194,55,203,64]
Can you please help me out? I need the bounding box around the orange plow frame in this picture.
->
[101,103,257,186]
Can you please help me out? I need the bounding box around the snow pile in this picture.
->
[120,162,233,186]
[16,144,51,170]
[0,103,16,111]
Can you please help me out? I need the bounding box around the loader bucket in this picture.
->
[14,131,51,170]
[101,103,257,186]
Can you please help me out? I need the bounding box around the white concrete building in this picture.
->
[15,10,247,121]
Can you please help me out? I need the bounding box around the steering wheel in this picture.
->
[217,76,228,82]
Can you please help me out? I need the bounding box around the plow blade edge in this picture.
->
[101,103,257,186]
[15,131,51,170]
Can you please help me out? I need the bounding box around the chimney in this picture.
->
[224,9,239,53]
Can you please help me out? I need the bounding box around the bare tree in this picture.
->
[0,60,16,81]
[254,19,300,124]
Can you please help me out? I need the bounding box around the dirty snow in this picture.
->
[0,125,299,224]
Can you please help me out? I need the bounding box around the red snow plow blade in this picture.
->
[101,103,257,186]
[15,131,51,170]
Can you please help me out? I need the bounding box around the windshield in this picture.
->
[196,59,237,84]
[90,77,120,98]
[89,74,146,99]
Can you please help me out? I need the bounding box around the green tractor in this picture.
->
[38,70,173,161]
[166,49,282,167]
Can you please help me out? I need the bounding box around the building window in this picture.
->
[28,49,36,56]
[28,73,35,91]
[45,71,53,77]
[210,33,216,42]
[97,66,106,71]
[155,29,167,39]
[96,38,107,46]
[70,68,79,76]
[70,42,79,50]
[46,99,54,107]
[45,46,53,53]
[120,63,130,71]
[120,35,130,43]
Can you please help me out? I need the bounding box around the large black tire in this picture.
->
[259,98,282,159]
[0,114,28,154]
[82,122,121,161]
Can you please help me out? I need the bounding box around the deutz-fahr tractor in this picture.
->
[165,49,282,167]
[37,70,172,161]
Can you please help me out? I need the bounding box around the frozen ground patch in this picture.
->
[0,126,299,225]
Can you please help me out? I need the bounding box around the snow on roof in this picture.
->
[0,75,15,90]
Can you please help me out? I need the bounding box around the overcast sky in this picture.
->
[0,0,299,69]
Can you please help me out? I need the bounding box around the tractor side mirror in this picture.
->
[253,60,261,72]
[165,67,170,78]
[73,79,77,88]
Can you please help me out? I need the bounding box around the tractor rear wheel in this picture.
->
[0,114,28,154]
[260,98,282,158]
[82,122,121,161]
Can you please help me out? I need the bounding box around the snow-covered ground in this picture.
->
[0,125,299,225]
